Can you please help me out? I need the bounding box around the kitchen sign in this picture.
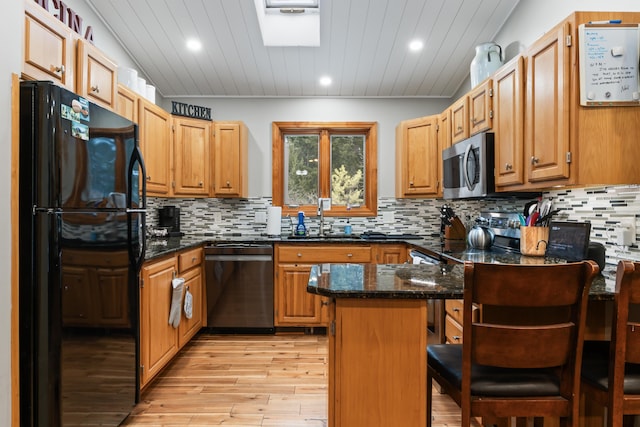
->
[171,101,212,121]
[33,0,94,43]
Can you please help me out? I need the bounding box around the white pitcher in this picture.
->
[469,42,503,87]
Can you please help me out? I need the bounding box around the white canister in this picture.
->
[145,84,156,103]
[469,42,503,87]
[136,77,146,96]
[118,67,138,90]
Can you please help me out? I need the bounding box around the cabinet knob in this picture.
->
[53,65,65,74]
[347,253,353,257]
[199,181,204,187]
[452,335,461,342]
[530,156,539,165]
[297,253,302,257]
[321,300,329,306]
[226,180,231,187]
[91,85,100,93]
[457,125,463,131]
[505,163,512,171]
[453,307,460,312]
[471,117,477,124]
[146,175,151,181]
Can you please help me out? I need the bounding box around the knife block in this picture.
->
[444,217,466,240]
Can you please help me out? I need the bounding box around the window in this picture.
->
[272,122,377,217]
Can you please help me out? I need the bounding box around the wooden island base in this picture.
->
[328,298,428,427]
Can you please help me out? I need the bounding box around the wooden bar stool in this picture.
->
[427,261,599,427]
[581,260,640,427]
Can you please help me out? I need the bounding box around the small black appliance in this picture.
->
[158,206,183,236]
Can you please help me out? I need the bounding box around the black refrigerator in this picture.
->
[19,81,147,426]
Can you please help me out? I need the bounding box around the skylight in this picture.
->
[254,0,320,46]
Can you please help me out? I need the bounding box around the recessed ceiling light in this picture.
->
[186,38,202,52]
[319,76,332,86]
[409,39,424,52]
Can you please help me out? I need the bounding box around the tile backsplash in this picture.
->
[147,184,639,270]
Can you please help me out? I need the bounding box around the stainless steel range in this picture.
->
[477,211,523,252]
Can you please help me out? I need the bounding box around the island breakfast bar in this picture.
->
[307,262,612,427]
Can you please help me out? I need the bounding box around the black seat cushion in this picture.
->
[581,340,640,394]
[428,344,561,397]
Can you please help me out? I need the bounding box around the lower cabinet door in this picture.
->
[178,266,203,348]
[276,264,323,326]
[140,256,179,388]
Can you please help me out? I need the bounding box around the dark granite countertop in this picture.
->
[144,235,210,259]
[307,263,612,301]
[143,232,429,260]
[143,233,614,300]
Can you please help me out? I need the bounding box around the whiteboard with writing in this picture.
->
[579,24,640,106]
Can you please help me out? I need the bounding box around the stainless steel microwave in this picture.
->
[442,132,495,199]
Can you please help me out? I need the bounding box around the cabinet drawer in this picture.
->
[445,299,464,324]
[445,314,463,344]
[277,245,372,263]
[445,299,479,325]
[178,248,203,272]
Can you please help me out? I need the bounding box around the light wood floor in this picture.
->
[123,333,477,427]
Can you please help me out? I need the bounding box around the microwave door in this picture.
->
[463,143,477,191]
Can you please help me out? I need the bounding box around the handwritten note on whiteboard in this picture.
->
[579,24,640,106]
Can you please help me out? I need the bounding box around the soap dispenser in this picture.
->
[295,211,307,236]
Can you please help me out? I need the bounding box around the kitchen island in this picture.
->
[307,262,611,427]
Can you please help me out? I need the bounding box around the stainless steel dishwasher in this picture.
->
[204,243,274,333]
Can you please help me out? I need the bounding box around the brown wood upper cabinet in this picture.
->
[468,79,493,136]
[450,79,493,145]
[23,1,76,90]
[172,117,211,197]
[494,11,640,191]
[525,21,571,184]
[139,99,172,196]
[116,84,138,123]
[76,39,118,110]
[450,96,469,144]
[213,121,248,198]
[493,55,525,187]
[23,2,118,111]
[395,115,441,198]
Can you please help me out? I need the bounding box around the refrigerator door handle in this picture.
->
[128,143,147,272]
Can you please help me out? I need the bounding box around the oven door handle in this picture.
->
[462,143,474,191]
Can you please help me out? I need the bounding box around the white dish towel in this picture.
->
[183,288,193,319]
[169,277,185,328]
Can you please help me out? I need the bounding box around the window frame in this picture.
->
[272,121,378,217]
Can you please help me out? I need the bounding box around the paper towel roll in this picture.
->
[266,206,282,236]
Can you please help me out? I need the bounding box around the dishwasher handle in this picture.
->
[205,254,273,262]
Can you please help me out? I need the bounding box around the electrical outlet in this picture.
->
[212,212,222,223]
[618,217,637,246]
[255,211,267,223]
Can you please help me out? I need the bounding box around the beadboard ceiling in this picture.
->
[86,0,520,98]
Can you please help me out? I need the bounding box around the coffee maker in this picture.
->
[158,206,183,237]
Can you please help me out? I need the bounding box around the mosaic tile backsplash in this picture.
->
[147,185,639,270]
